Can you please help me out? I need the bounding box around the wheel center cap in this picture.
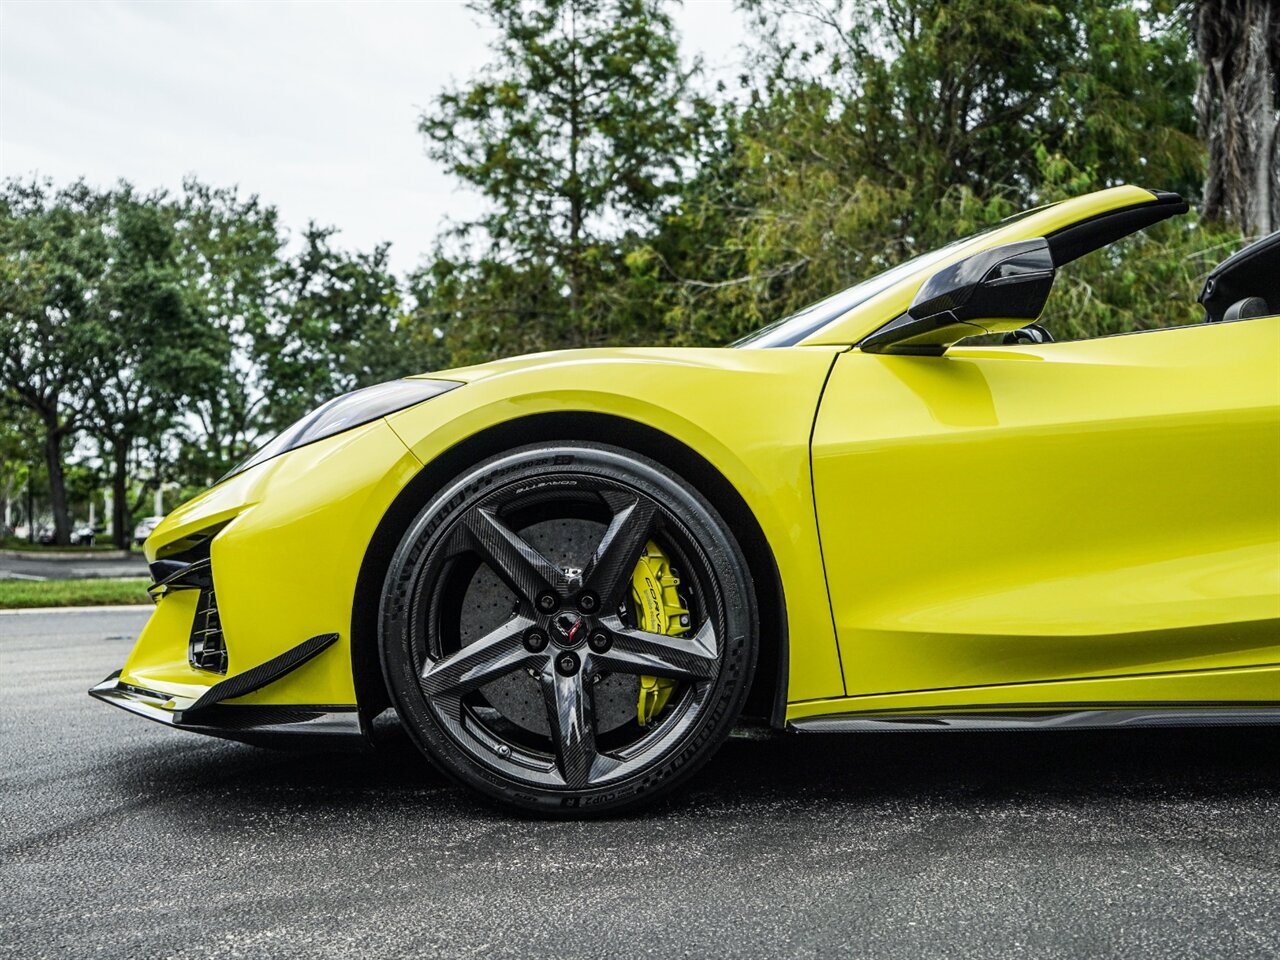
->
[553,613,588,648]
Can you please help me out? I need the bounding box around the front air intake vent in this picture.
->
[188,583,228,674]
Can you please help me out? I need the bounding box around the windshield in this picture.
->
[735,208,1052,348]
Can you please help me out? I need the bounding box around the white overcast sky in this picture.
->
[0,0,747,272]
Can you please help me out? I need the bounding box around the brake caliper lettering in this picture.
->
[631,541,690,726]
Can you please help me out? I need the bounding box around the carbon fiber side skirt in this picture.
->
[790,707,1280,733]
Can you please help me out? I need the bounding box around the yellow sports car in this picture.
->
[92,186,1280,814]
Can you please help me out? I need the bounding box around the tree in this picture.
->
[263,226,423,429]
[173,180,287,482]
[0,401,40,535]
[1194,0,1280,235]
[83,187,224,549]
[742,0,1202,201]
[0,179,108,544]
[407,251,564,365]
[420,0,703,349]
[641,0,1208,345]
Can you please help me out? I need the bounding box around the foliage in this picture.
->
[0,180,110,541]
[172,180,286,481]
[85,187,226,546]
[0,178,417,540]
[419,0,707,351]
[1026,153,1246,339]
[413,0,1222,354]
[265,227,425,428]
[640,0,1207,345]
[0,402,40,527]
[736,0,1204,197]
[2,0,1259,523]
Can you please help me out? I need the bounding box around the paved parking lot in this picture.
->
[0,550,148,581]
[2,608,1277,959]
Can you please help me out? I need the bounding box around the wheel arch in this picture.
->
[351,411,788,730]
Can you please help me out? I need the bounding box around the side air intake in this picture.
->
[148,534,229,676]
[188,581,228,674]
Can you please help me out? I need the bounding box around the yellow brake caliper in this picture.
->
[630,541,690,726]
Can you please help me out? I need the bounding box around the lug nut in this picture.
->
[523,627,549,652]
[536,592,559,613]
[588,630,611,653]
[576,591,599,614]
[556,652,580,676]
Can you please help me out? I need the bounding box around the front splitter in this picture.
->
[90,671,368,750]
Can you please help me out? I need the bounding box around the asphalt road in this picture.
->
[2,609,1278,960]
[0,551,149,581]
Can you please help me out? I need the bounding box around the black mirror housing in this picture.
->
[861,238,1056,355]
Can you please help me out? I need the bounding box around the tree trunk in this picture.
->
[112,441,130,552]
[1195,0,1280,236]
[41,422,71,545]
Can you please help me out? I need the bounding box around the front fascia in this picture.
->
[800,185,1163,347]
[125,419,423,706]
[389,346,847,703]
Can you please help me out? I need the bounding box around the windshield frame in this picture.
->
[734,206,1053,349]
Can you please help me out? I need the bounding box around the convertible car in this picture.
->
[92,185,1280,814]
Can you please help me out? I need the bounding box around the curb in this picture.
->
[0,604,153,616]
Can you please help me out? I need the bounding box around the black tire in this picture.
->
[379,441,758,816]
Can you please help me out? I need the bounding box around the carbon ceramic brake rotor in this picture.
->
[460,518,639,736]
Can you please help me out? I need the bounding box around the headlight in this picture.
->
[222,378,461,482]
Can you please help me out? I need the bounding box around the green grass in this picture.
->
[0,578,150,609]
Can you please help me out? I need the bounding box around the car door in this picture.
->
[810,313,1280,700]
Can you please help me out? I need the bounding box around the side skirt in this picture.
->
[789,706,1280,733]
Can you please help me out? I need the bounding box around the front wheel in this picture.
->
[379,442,758,815]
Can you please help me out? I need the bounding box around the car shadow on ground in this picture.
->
[100,714,1280,822]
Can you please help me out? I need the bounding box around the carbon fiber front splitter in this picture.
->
[90,671,368,750]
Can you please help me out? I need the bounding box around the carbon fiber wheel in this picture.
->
[379,442,757,815]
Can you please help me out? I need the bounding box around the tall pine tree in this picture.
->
[420,0,702,352]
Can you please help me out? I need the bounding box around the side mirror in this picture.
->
[860,238,1056,355]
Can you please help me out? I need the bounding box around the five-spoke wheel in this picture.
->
[380,442,757,814]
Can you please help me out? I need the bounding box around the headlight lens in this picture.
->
[222,378,461,482]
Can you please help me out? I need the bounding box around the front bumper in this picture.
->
[91,417,430,746]
[110,419,422,707]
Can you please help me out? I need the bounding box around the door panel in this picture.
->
[811,317,1280,699]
